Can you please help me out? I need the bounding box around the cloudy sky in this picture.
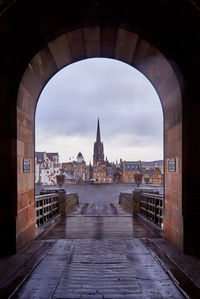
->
[35,58,163,164]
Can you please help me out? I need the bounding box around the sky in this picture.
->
[35,58,163,164]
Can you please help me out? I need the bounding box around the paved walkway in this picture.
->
[10,199,185,299]
[14,238,183,299]
[1,188,200,298]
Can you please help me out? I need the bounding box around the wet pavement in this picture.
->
[66,202,131,217]
[13,238,183,299]
[10,192,185,299]
[39,215,161,240]
[35,183,164,199]
[2,185,199,298]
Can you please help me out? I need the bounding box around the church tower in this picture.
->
[93,119,104,165]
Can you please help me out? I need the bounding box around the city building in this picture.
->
[142,167,164,185]
[141,160,164,172]
[73,152,87,183]
[62,152,91,184]
[91,119,115,184]
[121,160,141,184]
[35,152,61,185]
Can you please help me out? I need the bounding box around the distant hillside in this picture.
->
[141,160,163,167]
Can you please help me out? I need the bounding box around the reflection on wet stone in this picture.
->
[14,184,183,299]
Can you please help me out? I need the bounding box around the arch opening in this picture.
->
[35,58,163,164]
[34,57,164,214]
[17,27,182,253]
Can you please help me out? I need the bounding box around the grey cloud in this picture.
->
[36,58,163,161]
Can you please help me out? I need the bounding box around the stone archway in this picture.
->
[17,26,182,252]
[1,0,200,257]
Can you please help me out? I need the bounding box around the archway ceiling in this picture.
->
[0,0,200,67]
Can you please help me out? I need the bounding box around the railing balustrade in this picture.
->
[35,194,59,227]
[139,192,164,228]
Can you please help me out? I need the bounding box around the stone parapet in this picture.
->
[119,191,140,214]
[119,188,159,214]
[59,192,79,216]
[119,192,134,213]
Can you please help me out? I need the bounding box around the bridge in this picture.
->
[1,187,200,298]
[1,0,200,297]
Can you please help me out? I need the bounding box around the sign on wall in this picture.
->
[168,158,176,172]
[23,159,30,173]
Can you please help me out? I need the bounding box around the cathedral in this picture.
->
[93,119,105,165]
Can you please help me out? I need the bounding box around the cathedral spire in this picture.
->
[93,118,104,165]
[96,118,101,143]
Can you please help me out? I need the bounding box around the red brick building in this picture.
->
[142,167,163,186]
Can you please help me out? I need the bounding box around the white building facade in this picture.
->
[35,152,61,185]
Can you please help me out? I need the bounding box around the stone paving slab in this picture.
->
[13,239,183,299]
[40,215,161,239]
[1,186,200,299]
[67,203,131,217]
[147,237,200,289]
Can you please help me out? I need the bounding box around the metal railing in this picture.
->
[139,192,164,228]
[35,194,59,227]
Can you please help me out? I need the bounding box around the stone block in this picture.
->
[16,207,28,235]
[30,188,35,203]
[17,140,24,158]
[16,221,36,251]
[17,85,35,119]
[17,110,27,126]
[164,201,183,231]
[131,38,151,67]
[132,190,140,213]
[21,126,33,144]
[59,192,79,215]
[17,173,27,194]
[115,29,138,64]
[165,173,182,193]
[17,157,23,174]
[163,221,183,252]
[27,203,36,225]
[20,67,43,104]
[165,188,182,211]
[48,33,72,69]
[67,29,87,61]
[100,26,118,58]
[84,26,101,58]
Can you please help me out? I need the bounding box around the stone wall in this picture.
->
[59,193,79,216]
[119,193,134,213]
[119,191,141,214]
[1,0,200,256]
[120,189,159,214]
[66,193,79,212]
